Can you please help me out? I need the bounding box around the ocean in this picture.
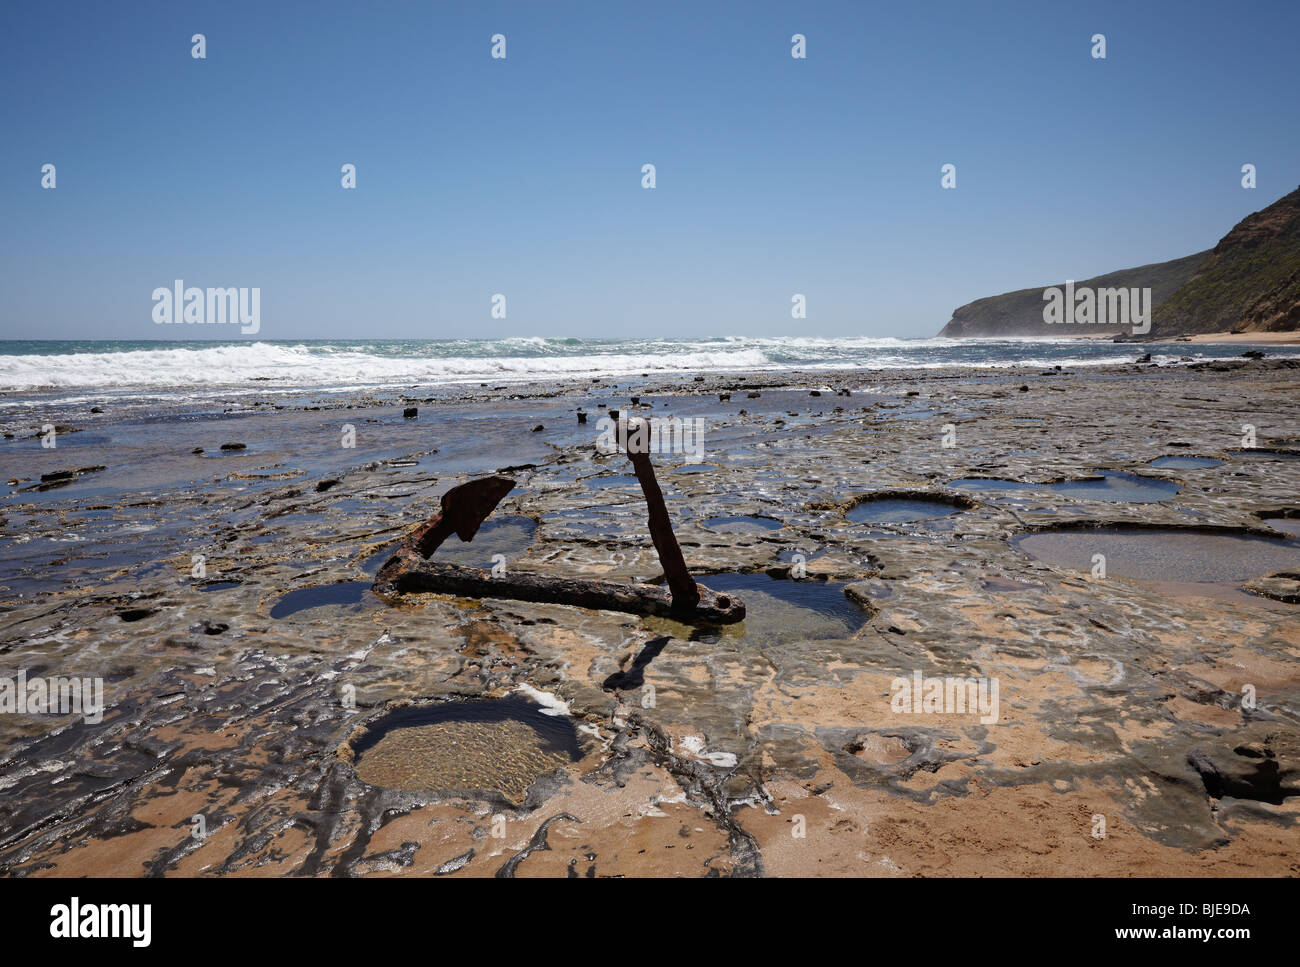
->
[1,336,1293,405]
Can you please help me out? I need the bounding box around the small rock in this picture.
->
[1243,571,1300,604]
[531,424,544,432]
[220,442,246,451]
[403,407,418,419]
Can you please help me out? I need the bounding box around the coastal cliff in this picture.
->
[937,253,1207,338]
[938,185,1300,339]
[1150,185,1300,336]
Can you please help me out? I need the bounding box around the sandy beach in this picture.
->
[2,357,1297,877]
[1182,331,1300,345]
[1051,331,1300,345]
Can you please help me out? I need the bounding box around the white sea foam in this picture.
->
[514,683,570,716]
[0,336,1269,399]
[0,342,776,391]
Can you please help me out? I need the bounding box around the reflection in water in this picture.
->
[643,571,871,648]
[1147,456,1222,470]
[848,499,960,524]
[956,472,1177,503]
[1013,528,1300,585]
[269,581,378,618]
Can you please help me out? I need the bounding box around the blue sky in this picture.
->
[2,0,1297,340]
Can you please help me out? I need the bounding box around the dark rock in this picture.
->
[316,479,340,493]
[403,407,419,419]
[219,442,247,451]
[1187,728,1300,805]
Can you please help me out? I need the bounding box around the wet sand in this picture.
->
[1,358,1298,877]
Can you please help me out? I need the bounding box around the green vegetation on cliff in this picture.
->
[1150,185,1300,336]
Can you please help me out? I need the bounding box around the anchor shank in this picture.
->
[626,446,700,610]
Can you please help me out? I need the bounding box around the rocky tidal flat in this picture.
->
[1,359,1298,877]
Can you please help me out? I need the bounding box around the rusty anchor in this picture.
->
[373,417,745,623]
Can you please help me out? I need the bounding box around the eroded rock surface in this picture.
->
[1,361,1298,876]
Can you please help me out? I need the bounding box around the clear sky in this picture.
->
[2,0,1297,341]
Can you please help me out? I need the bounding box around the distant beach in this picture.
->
[1050,330,1300,344]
